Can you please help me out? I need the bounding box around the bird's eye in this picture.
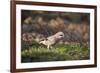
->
[60,35,63,36]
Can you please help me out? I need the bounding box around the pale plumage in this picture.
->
[39,32,64,49]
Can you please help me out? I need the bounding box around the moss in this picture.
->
[21,43,90,63]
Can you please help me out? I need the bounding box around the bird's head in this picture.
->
[55,32,64,39]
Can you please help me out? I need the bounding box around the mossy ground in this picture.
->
[21,42,90,63]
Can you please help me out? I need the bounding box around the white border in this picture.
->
[16,4,95,69]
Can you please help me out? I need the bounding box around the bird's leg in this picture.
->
[50,46,54,51]
[47,45,50,50]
